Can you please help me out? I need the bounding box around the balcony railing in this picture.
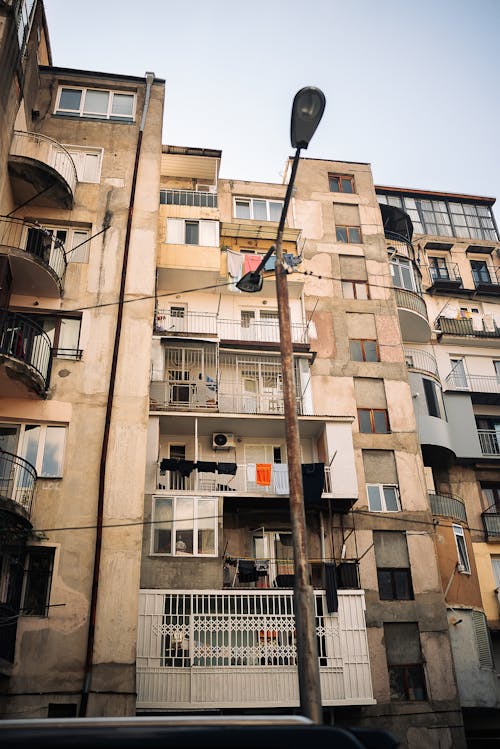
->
[446,373,500,394]
[472,266,500,291]
[429,493,467,523]
[0,310,52,392]
[477,430,500,456]
[395,287,428,319]
[10,130,77,197]
[385,232,416,261]
[160,189,217,208]
[437,316,500,338]
[428,262,462,286]
[404,348,438,376]
[157,463,333,496]
[155,310,217,336]
[482,506,500,539]
[0,450,37,519]
[137,589,373,710]
[0,217,67,292]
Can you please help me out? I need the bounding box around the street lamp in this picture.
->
[237,86,325,723]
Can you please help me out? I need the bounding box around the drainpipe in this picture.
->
[79,71,156,717]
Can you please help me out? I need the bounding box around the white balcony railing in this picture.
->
[446,373,500,394]
[155,311,217,336]
[10,131,78,196]
[137,589,374,709]
[478,430,500,456]
[156,463,333,496]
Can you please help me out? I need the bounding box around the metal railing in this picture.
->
[0,310,52,390]
[160,189,217,208]
[404,348,438,376]
[429,492,467,523]
[385,232,416,261]
[482,506,500,539]
[395,288,428,320]
[428,262,462,285]
[0,217,67,290]
[155,310,217,335]
[0,449,37,517]
[10,130,77,195]
[446,373,500,394]
[472,266,500,289]
[157,463,332,495]
[437,316,500,338]
[477,430,500,456]
[137,589,373,709]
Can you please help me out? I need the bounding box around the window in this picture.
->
[358,409,390,434]
[336,226,362,243]
[24,224,90,264]
[0,423,66,478]
[152,496,217,556]
[384,622,427,701]
[166,218,219,247]
[64,146,103,183]
[428,256,450,281]
[329,174,354,194]
[39,316,82,359]
[471,259,492,286]
[349,339,379,362]
[378,569,413,600]
[55,87,136,121]
[342,281,369,299]
[367,484,401,512]
[390,256,420,292]
[234,198,283,222]
[21,548,55,616]
[423,378,445,419]
[453,524,471,573]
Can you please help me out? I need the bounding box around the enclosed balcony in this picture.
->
[0,311,52,397]
[429,492,467,524]
[0,449,37,524]
[8,131,77,209]
[394,288,431,342]
[0,218,66,297]
[482,506,500,540]
[137,589,374,710]
[160,188,217,208]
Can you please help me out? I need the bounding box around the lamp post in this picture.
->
[236,87,325,723]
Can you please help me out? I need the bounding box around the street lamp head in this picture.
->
[290,87,326,149]
[235,271,263,293]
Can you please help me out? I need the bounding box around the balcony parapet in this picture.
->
[0,310,52,396]
[0,218,66,297]
[0,449,37,522]
[429,492,467,524]
[427,262,462,291]
[404,348,438,377]
[8,131,77,209]
[477,430,500,456]
[437,316,500,339]
[160,188,217,208]
[394,288,430,342]
[446,373,500,395]
[385,231,416,262]
[395,288,427,319]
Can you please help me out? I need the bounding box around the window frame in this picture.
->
[342,280,370,299]
[367,484,401,512]
[151,495,218,557]
[233,197,284,222]
[54,86,136,121]
[166,218,219,247]
[336,225,362,243]
[3,423,67,478]
[24,223,91,264]
[453,524,471,574]
[20,547,55,617]
[358,408,390,434]
[349,339,379,362]
[63,145,103,183]
[377,567,414,600]
[329,174,355,194]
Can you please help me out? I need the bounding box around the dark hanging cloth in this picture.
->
[324,562,339,613]
[217,462,237,476]
[301,463,325,506]
[238,560,258,583]
[178,460,195,478]
[196,461,217,473]
[160,458,179,472]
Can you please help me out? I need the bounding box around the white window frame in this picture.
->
[151,496,218,557]
[19,424,67,478]
[54,86,136,121]
[367,484,401,512]
[453,524,471,574]
[24,224,90,264]
[63,145,103,183]
[166,218,219,247]
[234,197,284,222]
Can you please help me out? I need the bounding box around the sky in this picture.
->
[43,0,500,206]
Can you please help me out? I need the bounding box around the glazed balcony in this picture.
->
[0,218,66,297]
[0,311,52,397]
[429,492,467,524]
[160,188,217,208]
[427,262,463,292]
[8,131,77,209]
[394,287,431,342]
[404,348,438,377]
[137,589,374,710]
[482,506,500,540]
[0,450,37,523]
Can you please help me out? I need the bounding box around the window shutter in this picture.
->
[199,220,219,247]
[472,610,494,669]
[166,219,184,244]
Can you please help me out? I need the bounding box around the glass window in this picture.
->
[185,221,199,245]
[83,89,109,116]
[111,93,134,117]
[367,484,401,512]
[55,86,136,121]
[336,227,348,242]
[20,424,66,478]
[373,410,389,433]
[234,197,283,221]
[252,200,267,220]
[58,88,82,112]
[453,525,471,573]
[21,548,54,616]
[349,339,379,362]
[235,200,250,219]
[152,497,217,556]
[269,201,282,221]
[329,174,354,193]
[336,226,362,243]
[384,622,427,701]
[378,569,413,600]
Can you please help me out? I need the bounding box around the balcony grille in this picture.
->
[429,493,467,523]
[404,348,438,376]
[395,288,428,319]
[478,430,500,456]
[160,189,217,208]
[0,310,52,390]
[10,130,77,195]
[482,507,500,539]
[0,217,67,291]
[0,449,37,518]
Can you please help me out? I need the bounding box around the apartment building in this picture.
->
[376,185,500,743]
[0,0,164,718]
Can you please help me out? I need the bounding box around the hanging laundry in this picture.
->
[301,463,325,506]
[160,458,179,472]
[243,253,262,274]
[283,253,302,268]
[264,255,277,271]
[246,463,256,483]
[272,464,289,494]
[227,249,243,292]
[196,461,217,473]
[178,460,195,478]
[324,562,339,613]
[256,463,272,486]
[237,559,258,583]
[217,462,237,476]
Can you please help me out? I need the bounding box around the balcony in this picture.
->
[0,218,66,297]
[482,506,500,540]
[437,316,500,341]
[429,493,467,523]
[155,310,217,336]
[477,430,500,456]
[427,262,463,292]
[445,373,500,405]
[137,589,374,710]
[0,311,52,397]
[472,266,500,295]
[160,189,217,208]
[0,450,37,523]
[404,348,438,377]
[394,287,431,342]
[8,131,77,209]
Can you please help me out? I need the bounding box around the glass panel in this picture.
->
[378,569,394,599]
[364,341,378,361]
[58,88,81,111]
[383,486,400,511]
[41,427,65,477]
[197,499,216,554]
[368,485,382,511]
[349,227,361,243]
[185,221,199,245]
[394,569,412,599]
[22,549,53,616]
[269,202,282,221]
[58,319,81,353]
[70,231,90,263]
[235,200,250,219]
[329,176,340,192]
[355,282,368,300]
[342,281,354,299]
[358,410,372,433]
[336,227,348,242]
[252,200,267,220]
[83,89,109,115]
[111,93,134,117]
[349,340,363,361]
[176,497,194,554]
[22,425,40,469]
[373,411,389,433]
[341,178,353,193]
[154,498,172,553]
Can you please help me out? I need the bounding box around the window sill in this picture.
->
[52,113,134,124]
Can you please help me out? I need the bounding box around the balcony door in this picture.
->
[450,358,468,389]
[471,259,491,286]
[253,530,294,587]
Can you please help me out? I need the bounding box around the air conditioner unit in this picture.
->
[212,432,235,450]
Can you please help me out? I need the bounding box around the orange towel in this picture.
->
[256,463,272,486]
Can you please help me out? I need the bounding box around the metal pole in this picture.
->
[274,149,323,723]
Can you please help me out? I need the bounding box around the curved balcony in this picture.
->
[0,311,52,397]
[395,287,431,342]
[429,493,467,523]
[0,450,37,523]
[8,130,77,209]
[0,218,66,297]
[404,348,438,377]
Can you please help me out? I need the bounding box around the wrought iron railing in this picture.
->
[155,310,217,335]
[395,288,428,320]
[477,430,500,456]
[472,266,500,289]
[446,373,500,394]
[428,262,462,285]
[160,189,217,208]
[384,232,416,261]
[0,310,52,390]
[437,316,500,337]
[10,130,77,195]
[482,506,500,539]
[0,449,37,517]
[429,493,467,523]
[0,217,67,290]
[404,348,438,376]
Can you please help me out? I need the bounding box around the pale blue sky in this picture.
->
[44,0,500,205]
